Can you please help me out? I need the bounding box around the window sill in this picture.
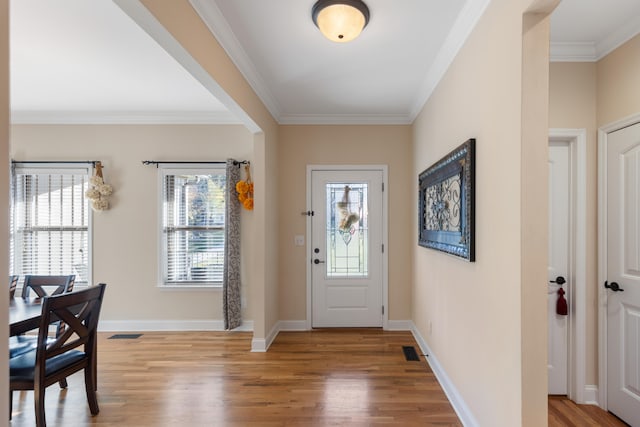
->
[158,284,223,291]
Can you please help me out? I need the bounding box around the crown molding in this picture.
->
[551,16,640,62]
[11,110,242,125]
[550,42,598,62]
[114,0,261,133]
[189,0,282,121]
[409,0,491,121]
[279,113,412,125]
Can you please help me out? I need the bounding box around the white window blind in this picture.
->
[10,163,92,286]
[161,166,226,286]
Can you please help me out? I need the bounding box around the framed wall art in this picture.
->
[418,138,475,261]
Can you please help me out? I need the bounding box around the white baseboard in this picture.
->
[386,320,412,330]
[583,385,599,406]
[410,322,479,427]
[99,319,254,332]
[275,319,414,331]
[251,321,280,352]
[251,338,267,352]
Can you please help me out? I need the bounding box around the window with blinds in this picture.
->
[161,166,226,286]
[10,163,92,286]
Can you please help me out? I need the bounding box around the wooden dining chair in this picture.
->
[15,275,77,388]
[9,283,106,426]
[21,274,76,298]
[9,275,19,298]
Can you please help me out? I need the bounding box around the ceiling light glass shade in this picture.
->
[312,0,370,43]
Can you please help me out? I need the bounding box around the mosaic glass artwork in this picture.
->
[418,139,475,261]
[425,173,461,232]
[325,183,369,277]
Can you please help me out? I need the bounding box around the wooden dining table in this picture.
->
[9,296,44,337]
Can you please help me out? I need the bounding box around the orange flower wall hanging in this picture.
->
[236,164,254,210]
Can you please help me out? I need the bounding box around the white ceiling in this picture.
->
[9,0,640,126]
[9,0,238,124]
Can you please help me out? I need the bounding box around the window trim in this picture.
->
[11,162,94,289]
[157,163,226,289]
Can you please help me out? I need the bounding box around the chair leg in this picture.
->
[9,390,12,420]
[34,385,46,427]
[84,367,99,415]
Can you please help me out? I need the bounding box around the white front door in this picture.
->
[311,169,384,327]
[606,121,640,426]
[548,142,570,395]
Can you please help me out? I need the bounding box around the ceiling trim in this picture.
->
[11,111,242,125]
[114,0,261,133]
[279,113,412,125]
[189,0,282,121]
[551,15,640,62]
[408,0,491,121]
[550,42,597,62]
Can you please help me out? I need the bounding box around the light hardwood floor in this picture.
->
[548,396,629,427]
[8,329,627,426]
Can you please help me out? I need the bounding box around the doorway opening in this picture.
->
[549,129,588,403]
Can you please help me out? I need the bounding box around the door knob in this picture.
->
[604,281,624,292]
[550,276,566,285]
[314,259,325,264]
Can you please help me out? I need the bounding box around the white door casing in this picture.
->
[549,129,588,403]
[602,120,640,426]
[307,166,387,328]
[548,142,570,395]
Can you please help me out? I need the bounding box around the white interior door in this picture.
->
[548,142,570,395]
[311,169,383,327]
[606,121,640,426]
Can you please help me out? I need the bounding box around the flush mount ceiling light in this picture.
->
[312,0,370,43]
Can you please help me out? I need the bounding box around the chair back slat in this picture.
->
[34,284,106,376]
[22,275,76,298]
[9,275,19,298]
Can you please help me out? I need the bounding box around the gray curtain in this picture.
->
[223,159,242,330]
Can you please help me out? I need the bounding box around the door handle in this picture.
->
[604,281,624,292]
[314,259,325,264]
[550,276,566,285]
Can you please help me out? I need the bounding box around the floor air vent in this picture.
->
[108,334,142,339]
[402,346,421,361]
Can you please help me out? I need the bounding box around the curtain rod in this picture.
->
[12,160,101,165]
[141,160,249,168]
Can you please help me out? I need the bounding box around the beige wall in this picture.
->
[521,11,553,426]
[597,34,640,127]
[140,0,281,341]
[277,125,413,322]
[1,0,9,421]
[412,0,551,424]
[10,124,254,324]
[549,62,598,385]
